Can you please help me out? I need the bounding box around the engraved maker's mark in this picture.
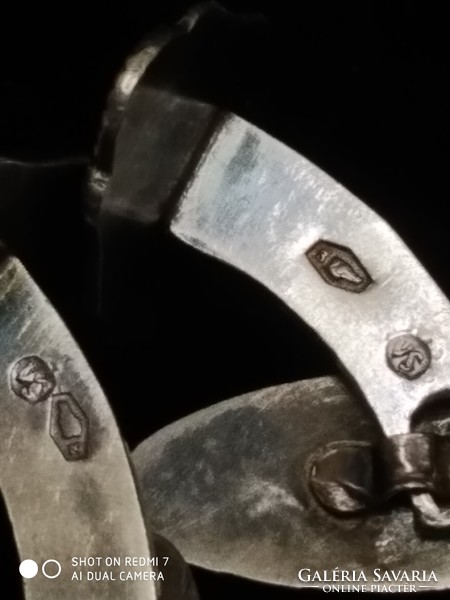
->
[386,334,431,380]
[306,240,373,293]
[10,356,56,403]
[10,355,90,461]
[50,393,89,461]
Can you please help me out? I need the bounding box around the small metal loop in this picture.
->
[411,492,450,531]
[308,440,376,513]
[308,433,450,517]
[380,433,437,495]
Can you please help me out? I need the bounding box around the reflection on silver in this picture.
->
[172,115,450,439]
[171,114,450,525]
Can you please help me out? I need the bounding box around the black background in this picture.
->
[0,1,449,597]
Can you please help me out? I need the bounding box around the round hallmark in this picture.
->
[10,356,56,403]
[386,334,431,380]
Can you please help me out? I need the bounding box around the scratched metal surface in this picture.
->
[171,115,450,440]
[133,378,450,589]
[0,256,157,600]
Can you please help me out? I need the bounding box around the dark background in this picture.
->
[0,1,449,597]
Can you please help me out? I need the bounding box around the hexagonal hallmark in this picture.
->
[306,240,373,293]
[50,393,89,461]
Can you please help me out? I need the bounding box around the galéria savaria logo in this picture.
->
[297,568,438,593]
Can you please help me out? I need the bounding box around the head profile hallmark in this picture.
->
[386,334,431,380]
[10,356,56,404]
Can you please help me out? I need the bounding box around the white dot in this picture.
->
[19,559,38,579]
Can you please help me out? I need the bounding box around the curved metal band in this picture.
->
[170,114,450,525]
[0,257,157,599]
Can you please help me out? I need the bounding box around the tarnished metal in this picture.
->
[133,377,450,589]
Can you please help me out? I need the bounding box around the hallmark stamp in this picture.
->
[306,240,372,293]
[386,334,431,380]
[10,356,56,403]
[50,393,89,461]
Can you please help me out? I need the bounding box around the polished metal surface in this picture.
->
[77,1,450,581]
[170,115,450,525]
[11,3,450,595]
[0,255,158,599]
[172,114,450,441]
[133,377,450,589]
